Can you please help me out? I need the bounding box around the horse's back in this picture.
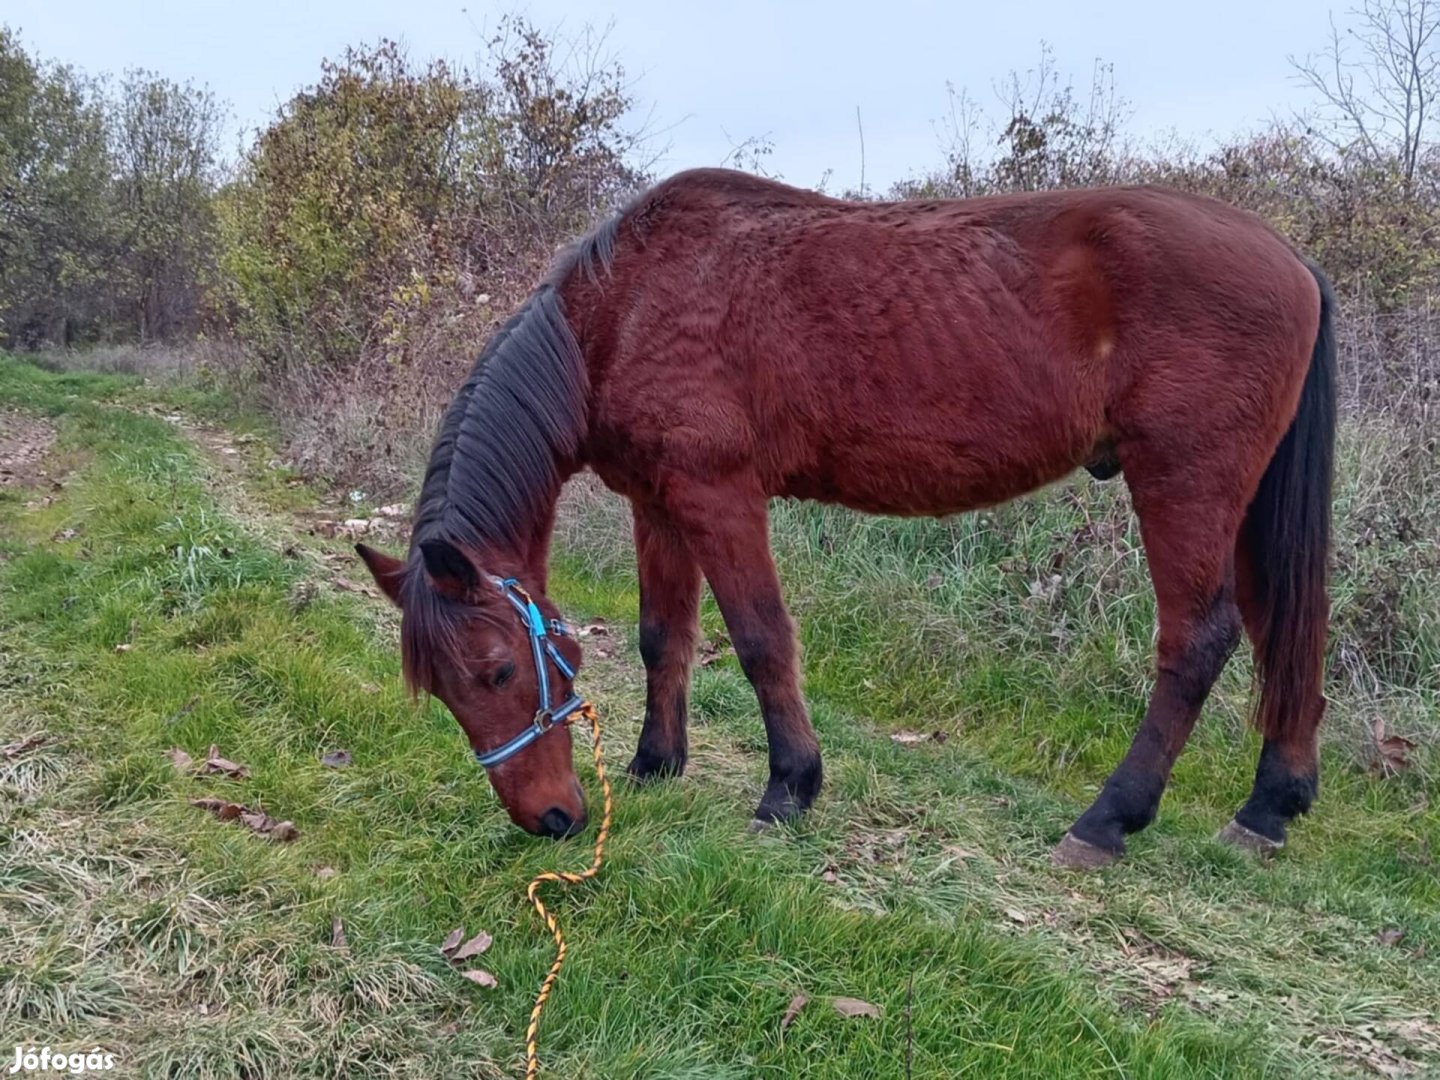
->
[576,172,1320,516]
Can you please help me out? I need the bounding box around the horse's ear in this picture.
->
[355,543,405,607]
[418,539,479,600]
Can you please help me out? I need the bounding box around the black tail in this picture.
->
[1241,264,1336,741]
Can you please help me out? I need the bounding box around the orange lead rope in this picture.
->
[523,700,612,1079]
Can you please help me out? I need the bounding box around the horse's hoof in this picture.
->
[1051,831,1119,870]
[1217,817,1282,857]
[753,755,823,825]
[747,817,774,834]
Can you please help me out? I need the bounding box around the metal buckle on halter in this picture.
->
[471,576,583,771]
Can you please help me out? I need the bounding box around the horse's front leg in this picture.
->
[666,484,822,824]
[627,505,702,782]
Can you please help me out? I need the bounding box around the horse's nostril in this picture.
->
[538,807,584,838]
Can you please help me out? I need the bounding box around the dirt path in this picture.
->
[0,409,57,489]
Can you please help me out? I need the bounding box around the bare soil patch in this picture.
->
[0,409,57,488]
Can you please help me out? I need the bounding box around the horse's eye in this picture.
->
[493,661,516,688]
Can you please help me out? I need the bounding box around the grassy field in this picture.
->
[2,352,1438,1079]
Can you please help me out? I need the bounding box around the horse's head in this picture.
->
[357,540,587,839]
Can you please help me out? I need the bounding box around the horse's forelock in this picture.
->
[397,562,505,696]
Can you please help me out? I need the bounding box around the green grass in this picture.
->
[2,353,1438,1078]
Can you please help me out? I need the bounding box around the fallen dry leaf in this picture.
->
[202,744,250,779]
[461,969,498,988]
[360,682,381,695]
[697,635,732,667]
[451,931,493,962]
[821,868,839,884]
[578,620,608,637]
[440,927,465,956]
[165,747,195,774]
[190,797,297,840]
[1377,927,1407,947]
[331,917,348,949]
[1369,717,1418,777]
[941,844,978,861]
[1004,907,1030,925]
[320,749,352,769]
[376,503,408,517]
[190,796,245,822]
[781,994,808,1031]
[114,643,132,653]
[315,866,338,880]
[52,527,78,541]
[240,810,299,841]
[1372,735,1417,776]
[832,996,881,1019]
[268,820,300,841]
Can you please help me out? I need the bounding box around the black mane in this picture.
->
[397,215,620,692]
[409,285,587,555]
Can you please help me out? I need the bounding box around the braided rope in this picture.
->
[523,701,612,1079]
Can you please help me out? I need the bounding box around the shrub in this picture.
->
[215,22,642,373]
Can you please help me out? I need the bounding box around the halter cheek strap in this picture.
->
[473,577,585,770]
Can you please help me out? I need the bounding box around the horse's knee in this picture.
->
[638,617,668,670]
[730,619,795,685]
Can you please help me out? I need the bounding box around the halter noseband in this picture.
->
[472,576,585,770]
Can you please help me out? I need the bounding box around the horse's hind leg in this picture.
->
[628,505,702,782]
[1054,464,1244,868]
[665,482,822,823]
[1220,537,1320,853]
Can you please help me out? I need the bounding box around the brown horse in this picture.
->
[358,168,1334,867]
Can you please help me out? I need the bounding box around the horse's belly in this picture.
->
[775,434,1079,516]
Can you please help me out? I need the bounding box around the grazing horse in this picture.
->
[358,168,1334,867]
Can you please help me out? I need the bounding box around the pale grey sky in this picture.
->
[8,1,1333,190]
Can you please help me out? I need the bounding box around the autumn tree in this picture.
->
[108,70,224,341]
[0,27,114,347]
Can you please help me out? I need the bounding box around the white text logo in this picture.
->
[8,1048,116,1075]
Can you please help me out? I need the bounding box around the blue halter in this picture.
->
[472,576,585,770]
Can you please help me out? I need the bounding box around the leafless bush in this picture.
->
[1338,301,1440,418]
